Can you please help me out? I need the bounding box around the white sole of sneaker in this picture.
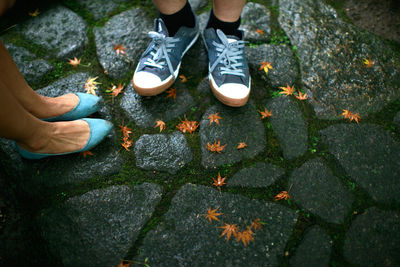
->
[209,74,251,107]
[133,31,200,96]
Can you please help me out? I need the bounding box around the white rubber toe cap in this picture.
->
[133,71,162,89]
[215,83,250,100]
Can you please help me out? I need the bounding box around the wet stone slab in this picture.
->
[136,184,298,266]
[343,207,400,267]
[76,0,129,20]
[319,124,400,204]
[266,96,308,160]
[38,183,162,267]
[3,43,53,84]
[227,162,285,188]
[246,44,298,89]
[93,8,153,79]
[289,158,354,224]
[120,81,195,128]
[289,226,332,267]
[135,131,193,174]
[18,5,88,59]
[240,2,271,43]
[279,0,400,119]
[200,103,266,168]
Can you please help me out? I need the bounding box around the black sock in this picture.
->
[206,9,242,39]
[159,1,195,37]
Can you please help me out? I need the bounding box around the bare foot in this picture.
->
[18,120,91,154]
[36,93,80,119]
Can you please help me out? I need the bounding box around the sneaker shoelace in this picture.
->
[210,30,246,78]
[144,31,180,76]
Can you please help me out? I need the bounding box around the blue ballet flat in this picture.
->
[15,118,113,160]
[43,93,100,122]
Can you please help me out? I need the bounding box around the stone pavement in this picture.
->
[0,0,399,266]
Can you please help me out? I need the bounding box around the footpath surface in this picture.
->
[0,0,399,266]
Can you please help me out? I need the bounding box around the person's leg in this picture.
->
[0,77,90,154]
[0,41,79,119]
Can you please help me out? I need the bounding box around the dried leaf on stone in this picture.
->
[176,118,199,134]
[205,207,223,223]
[208,112,222,126]
[108,83,125,97]
[212,173,227,188]
[113,44,127,56]
[206,140,226,153]
[274,191,290,201]
[256,29,265,35]
[80,150,94,158]
[165,88,177,100]
[295,90,308,100]
[179,75,187,83]
[259,61,273,74]
[236,142,247,150]
[251,218,264,232]
[219,223,239,242]
[279,84,295,96]
[236,228,255,247]
[363,57,375,68]
[84,77,100,96]
[154,120,166,132]
[259,109,272,119]
[342,109,361,123]
[68,57,81,67]
[28,9,40,17]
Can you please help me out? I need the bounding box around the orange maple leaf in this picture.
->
[154,120,166,132]
[219,223,239,242]
[108,83,125,97]
[279,84,295,95]
[206,140,227,153]
[119,125,132,138]
[80,150,94,158]
[259,61,273,74]
[113,44,127,56]
[236,142,247,150]
[256,28,265,35]
[259,109,272,119]
[84,77,100,96]
[118,260,131,267]
[121,139,133,151]
[208,112,222,126]
[342,109,361,123]
[165,88,177,100]
[212,173,227,188]
[179,75,187,83]
[28,9,40,17]
[295,90,308,100]
[363,57,375,68]
[274,191,290,201]
[176,118,199,134]
[251,218,264,232]
[205,207,223,223]
[68,57,81,67]
[236,228,255,247]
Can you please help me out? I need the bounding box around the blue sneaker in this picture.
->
[203,28,251,107]
[133,17,199,96]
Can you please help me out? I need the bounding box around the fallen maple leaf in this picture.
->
[176,118,199,134]
[179,75,187,83]
[236,228,254,247]
[108,83,125,97]
[295,90,308,100]
[28,9,40,17]
[113,44,127,56]
[342,109,361,123]
[236,142,247,150]
[154,120,166,132]
[212,173,227,188]
[68,57,81,67]
[259,61,273,74]
[256,29,265,35]
[206,140,226,153]
[251,218,264,232]
[274,191,290,201]
[165,88,177,100]
[279,84,295,96]
[121,139,133,151]
[219,223,239,242]
[119,125,132,138]
[208,112,222,126]
[259,109,272,119]
[80,150,94,158]
[84,77,100,96]
[118,260,131,267]
[205,207,223,223]
[363,57,375,68]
